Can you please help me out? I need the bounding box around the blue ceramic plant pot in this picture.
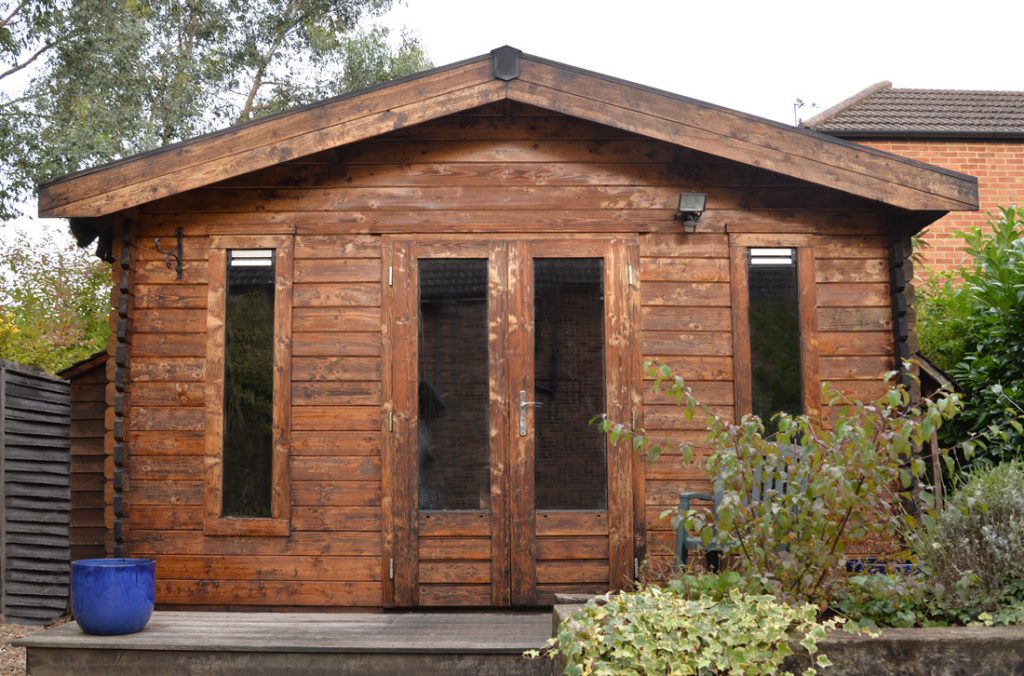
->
[71,558,155,635]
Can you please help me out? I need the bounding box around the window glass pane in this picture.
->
[418,259,490,511]
[747,248,802,433]
[534,258,607,510]
[223,249,275,517]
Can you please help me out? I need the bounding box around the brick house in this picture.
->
[804,83,1024,273]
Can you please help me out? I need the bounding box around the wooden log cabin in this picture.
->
[39,47,977,610]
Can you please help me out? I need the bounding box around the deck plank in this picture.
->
[17,611,553,654]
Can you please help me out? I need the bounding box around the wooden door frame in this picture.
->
[506,238,639,604]
[382,234,642,608]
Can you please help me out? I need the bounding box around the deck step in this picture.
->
[17,611,557,675]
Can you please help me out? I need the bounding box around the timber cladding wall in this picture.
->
[60,354,108,562]
[121,103,895,608]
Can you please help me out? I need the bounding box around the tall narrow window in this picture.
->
[223,249,275,517]
[747,248,802,431]
[206,236,291,536]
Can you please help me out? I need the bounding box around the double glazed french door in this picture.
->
[383,237,639,607]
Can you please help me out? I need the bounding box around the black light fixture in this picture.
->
[673,193,707,233]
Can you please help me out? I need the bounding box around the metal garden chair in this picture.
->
[675,447,804,570]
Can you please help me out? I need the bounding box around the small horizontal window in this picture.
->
[229,249,274,267]
[749,248,796,266]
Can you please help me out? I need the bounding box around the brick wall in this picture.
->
[860,140,1024,273]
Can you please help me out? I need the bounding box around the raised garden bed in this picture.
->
[552,604,1024,675]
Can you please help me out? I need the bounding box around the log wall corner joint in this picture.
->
[112,226,133,557]
[888,233,914,390]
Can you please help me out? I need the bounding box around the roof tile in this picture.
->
[805,86,1024,136]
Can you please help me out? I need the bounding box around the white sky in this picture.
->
[383,0,1024,124]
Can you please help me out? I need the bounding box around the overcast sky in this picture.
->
[383,0,1024,124]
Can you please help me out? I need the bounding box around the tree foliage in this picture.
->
[0,0,432,219]
[0,0,430,369]
[0,227,109,373]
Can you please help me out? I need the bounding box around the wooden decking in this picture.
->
[16,610,557,675]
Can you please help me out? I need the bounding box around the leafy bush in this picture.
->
[916,207,1024,470]
[832,572,932,628]
[599,363,960,608]
[537,585,839,675]
[912,462,1024,623]
[915,272,973,373]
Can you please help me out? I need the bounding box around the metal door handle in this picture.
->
[519,390,543,437]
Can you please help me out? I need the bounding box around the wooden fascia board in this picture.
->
[39,47,979,219]
[513,59,978,213]
[39,59,500,218]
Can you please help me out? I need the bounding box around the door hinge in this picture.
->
[628,264,634,287]
[632,409,638,431]
[389,558,394,580]
[388,266,393,287]
[634,557,640,580]
[388,410,394,432]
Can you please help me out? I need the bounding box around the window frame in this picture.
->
[729,236,820,422]
[204,235,293,536]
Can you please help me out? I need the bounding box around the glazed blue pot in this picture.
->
[71,558,155,635]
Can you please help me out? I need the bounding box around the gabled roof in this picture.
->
[804,81,1024,138]
[38,47,978,218]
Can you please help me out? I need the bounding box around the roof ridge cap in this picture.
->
[883,86,1024,95]
[802,81,892,129]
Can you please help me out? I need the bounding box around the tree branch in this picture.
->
[0,0,30,30]
[0,90,44,109]
[0,40,55,82]
[237,2,296,122]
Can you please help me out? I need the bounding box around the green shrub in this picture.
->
[912,462,1024,623]
[915,272,972,373]
[599,363,960,608]
[832,572,932,628]
[915,206,1024,471]
[537,585,839,675]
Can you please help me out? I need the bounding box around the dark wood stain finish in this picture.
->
[63,79,933,607]
[0,360,71,625]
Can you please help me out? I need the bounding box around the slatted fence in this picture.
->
[0,360,71,625]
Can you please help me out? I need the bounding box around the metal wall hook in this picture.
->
[154,227,183,279]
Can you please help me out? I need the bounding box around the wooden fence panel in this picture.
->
[1,360,71,624]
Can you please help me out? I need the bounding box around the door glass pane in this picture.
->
[418,259,491,511]
[534,258,607,510]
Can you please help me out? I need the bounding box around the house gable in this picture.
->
[39,47,978,219]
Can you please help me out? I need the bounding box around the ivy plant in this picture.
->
[532,585,841,676]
